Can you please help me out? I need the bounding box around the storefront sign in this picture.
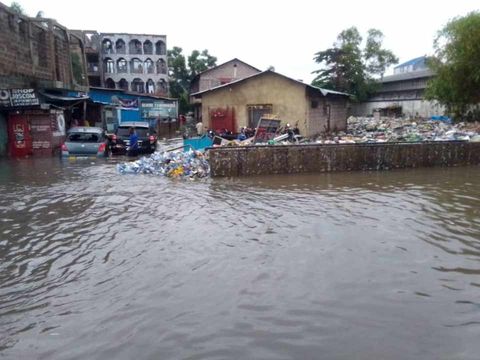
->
[0,89,40,107]
[111,96,138,109]
[140,100,177,119]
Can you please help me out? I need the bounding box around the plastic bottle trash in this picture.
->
[117,150,210,179]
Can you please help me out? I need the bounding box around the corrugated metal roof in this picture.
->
[191,58,262,81]
[191,70,351,98]
[381,68,434,83]
[394,56,427,69]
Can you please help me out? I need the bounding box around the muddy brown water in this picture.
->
[0,157,479,360]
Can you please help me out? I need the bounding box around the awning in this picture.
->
[40,91,89,102]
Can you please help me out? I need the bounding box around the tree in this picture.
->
[425,11,480,120]
[10,1,25,15]
[167,47,217,113]
[312,27,398,101]
[188,49,217,78]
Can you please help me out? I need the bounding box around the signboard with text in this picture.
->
[140,100,177,119]
[0,89,40,107]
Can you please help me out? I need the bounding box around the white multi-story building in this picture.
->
[99,33,168,96]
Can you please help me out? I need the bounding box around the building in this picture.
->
[73,31,169,96]
[393,56,428,74]
[191,70,350,137]
[189,58,261,120]
[87,87,178,137]
[354,56,443,118]
[0,2,89,157]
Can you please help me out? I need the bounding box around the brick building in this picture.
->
[189,58,261,121]
[0,2,89,157]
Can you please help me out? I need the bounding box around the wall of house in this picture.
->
[307,95,348,135]
[353,99,445,118]
[198,61,260,93]
[200,72,309,134]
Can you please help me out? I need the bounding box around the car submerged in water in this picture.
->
[61,127,110,159]
[108,122,157,155]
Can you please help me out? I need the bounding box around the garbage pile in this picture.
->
[316,116,480,144]
[117,150,210,179]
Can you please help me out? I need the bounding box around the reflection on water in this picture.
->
[0,157,480,359]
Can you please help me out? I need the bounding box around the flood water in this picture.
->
[0,157,479,360]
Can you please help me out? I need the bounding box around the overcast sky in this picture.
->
[15,0,479,82]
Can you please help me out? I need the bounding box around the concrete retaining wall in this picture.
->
[209,142,480,177]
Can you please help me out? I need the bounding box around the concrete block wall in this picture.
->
[209,142,480,177]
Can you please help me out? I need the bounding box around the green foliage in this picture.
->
[10,1,25,15]
[312,27,398,101]
[188,49,217,78]
[168,47,217,113]
[425,11,480,120]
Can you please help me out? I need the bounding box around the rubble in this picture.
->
[116,150,210,179]
[316,116,480,144]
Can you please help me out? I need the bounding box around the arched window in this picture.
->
[104,58,115,73]
[130,58,143,74]
[117,58,127,73]
[143,40,153,55]
[146,79,155,94]
[115,39,126,54]
[105,78,116,89]
[102,38,113,54]
[155,40,166,55]
[156,79,167,95]
[131,78,145,93]
[156,59,167,74]
[145,59,154,74]
[118,79,129,91]
[129,39,142,54]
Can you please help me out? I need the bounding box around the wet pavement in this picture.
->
[0,157,480,359]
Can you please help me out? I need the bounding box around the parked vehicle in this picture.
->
[61,127,109,158]
[109,122,157,155]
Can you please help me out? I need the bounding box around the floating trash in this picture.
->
[117,150,210,179]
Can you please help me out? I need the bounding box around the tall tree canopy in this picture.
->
[9,1,25,14]
[312,27,398,101]
[168,47,217,113]
[425,11,480,120]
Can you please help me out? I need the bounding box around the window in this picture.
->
[146,79,155,94]
[145,59,154,74]
[129,39,142,54]
[156,59,167,74]
[130,58,143,74]
[118,79,129,91]
[155,40,166,55]
[104,58,115,73]
[105,78,115,89]
[117,58,127,73]
[247,104,273,128]
[102,39,113,54]
[131,78,145,93]
[143,40,153,55]
[67,132,101,143]
[115,39,125,54]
